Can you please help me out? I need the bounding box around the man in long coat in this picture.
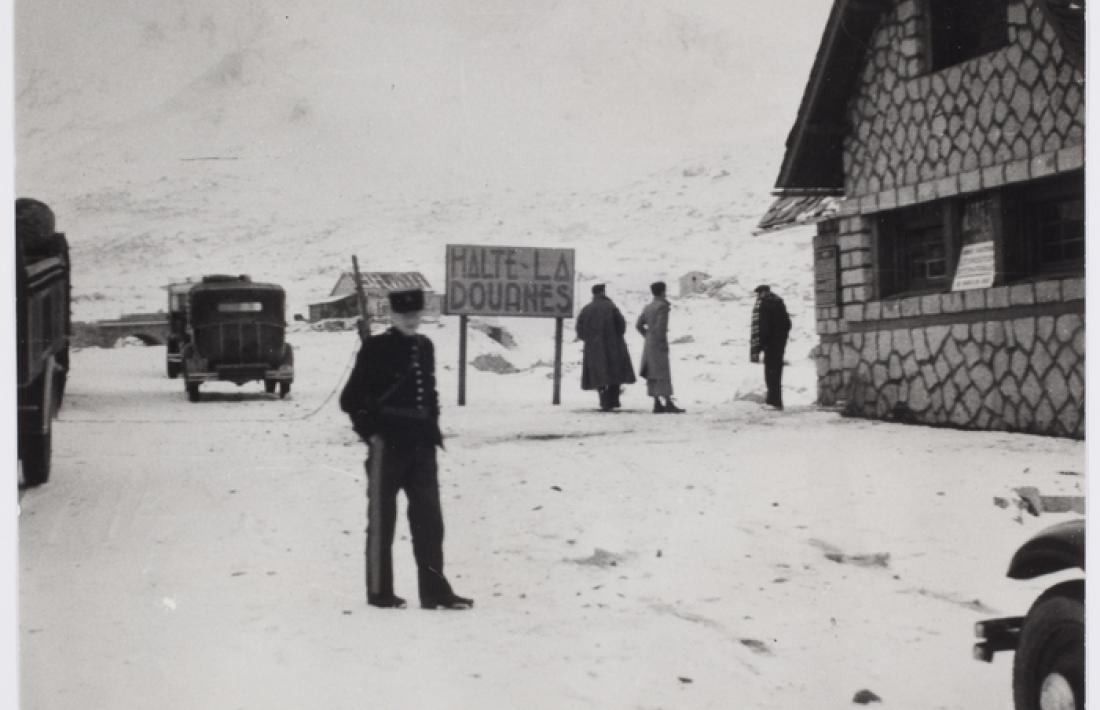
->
[636,281,684,413]
[575,284,635,411]
[750,284,792,409]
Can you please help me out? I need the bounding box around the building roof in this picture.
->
[773,0,892,194]
[309,292,358,307]
[331,271,432,296]
[1039,0,1085,69]
[760,0,1085,232]
[756,193,843,233]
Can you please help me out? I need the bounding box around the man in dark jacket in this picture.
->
[339,289,472,611]
[750,284,792,409]
[575,284,636,411]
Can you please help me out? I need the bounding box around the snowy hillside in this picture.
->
[14,0,828,331]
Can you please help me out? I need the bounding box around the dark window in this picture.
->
[927,0,1008,70]
[877,203,951,297]
[1035,197,1084,265]
[1004,171,1085,279]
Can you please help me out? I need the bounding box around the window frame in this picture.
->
[1005,171,1086,281]
[874,201,959,299]
[924,0,1010,72]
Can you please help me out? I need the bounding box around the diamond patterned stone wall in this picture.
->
[843,0,1085,201]
[813,295,1085,438]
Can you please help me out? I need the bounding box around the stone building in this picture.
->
[308,271,441,322]
[759,0,1084,438]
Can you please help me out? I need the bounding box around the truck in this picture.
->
[16,198,71,487]
[180,275,294,402]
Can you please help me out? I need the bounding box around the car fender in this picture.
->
[1007,519,1085,580]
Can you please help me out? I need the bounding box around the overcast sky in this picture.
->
[14,0,835,196]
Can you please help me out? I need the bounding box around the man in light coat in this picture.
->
[636,281,684,413]
[576,284,636,411]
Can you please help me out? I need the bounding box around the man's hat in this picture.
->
[592,283,606,295]
[388,288,425,313]
[754,284,771,294]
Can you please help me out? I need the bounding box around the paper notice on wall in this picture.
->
[952,240,996,291]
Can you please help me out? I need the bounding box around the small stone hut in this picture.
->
[679,271,711,297]
[308,272,440,322]
[759,0,1084,438]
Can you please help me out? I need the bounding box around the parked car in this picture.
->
[180,275,294,402]
[15,198,71,487]
[164,280,194,378]
[973,517,1084,710]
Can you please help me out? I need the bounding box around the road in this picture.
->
[18,333,1084,709]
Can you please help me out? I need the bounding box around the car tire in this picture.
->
[1012,581,1084,710]
[186,382,201,403]
[279,381,290,399]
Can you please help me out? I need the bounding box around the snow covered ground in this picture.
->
[19,321,1084,710]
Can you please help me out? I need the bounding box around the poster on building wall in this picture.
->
[813,245,838,307]
[952,240,996,291]
[444,244,576,318]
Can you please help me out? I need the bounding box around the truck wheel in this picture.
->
[52,366,67,412]
[1012,582,1084,710]
[279,381,291,399]
[264,379,277,394]
[167,361,181,378]
[186,382,201,403]
[54,349,69,410]
[19,428,51,488]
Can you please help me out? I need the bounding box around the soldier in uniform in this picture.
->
[339,288,472,610]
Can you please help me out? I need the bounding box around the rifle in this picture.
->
[351,255,370,342]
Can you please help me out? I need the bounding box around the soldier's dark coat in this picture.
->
[339,328,443,447]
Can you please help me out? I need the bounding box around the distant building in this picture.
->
[308,271,441,322]
[678,271,711,297]
[759,0,1084,438]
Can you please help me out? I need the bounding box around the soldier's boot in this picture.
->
[421,593,474,610]
[368,593,407,609]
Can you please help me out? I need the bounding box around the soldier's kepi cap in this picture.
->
[754,284,771,294]
[388,288,425,313]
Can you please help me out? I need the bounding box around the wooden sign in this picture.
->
[814,245,839,307]
[444,245,575,318]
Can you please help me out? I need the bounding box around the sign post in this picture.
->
[553,318,563,405]
[458,315,468,406]
[443,244,576,405]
